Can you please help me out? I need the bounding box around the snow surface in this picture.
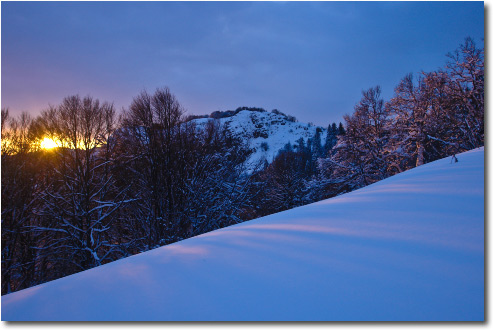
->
[192,110,327,172]
[1,148,484,321]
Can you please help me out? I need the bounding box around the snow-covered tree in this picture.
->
[445,37,484,149]
[178,120,254,236]
[386,73,445,169]
[386,38,483,171]
[33,96,133,275]
[120,88,256,248]
[120,87,185,248]
[328,86,391,192]
[1,110,44,294]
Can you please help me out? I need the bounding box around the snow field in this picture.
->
[1,148,484,321]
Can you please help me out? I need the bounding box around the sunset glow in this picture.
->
[40,137,58,150]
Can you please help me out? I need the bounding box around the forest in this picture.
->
[1,38,483,294]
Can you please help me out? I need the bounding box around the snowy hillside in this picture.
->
[2,148,484,321]
[191,110,327,171]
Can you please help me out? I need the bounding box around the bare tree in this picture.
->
[34,95,133,275]
[121,87,185,248]
[445,37,484,149]
[1,111,44,294]
[327,86,391,192]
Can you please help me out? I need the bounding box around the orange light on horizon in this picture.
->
[40,137,59,150]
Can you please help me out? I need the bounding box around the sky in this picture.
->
[1,1,484,126]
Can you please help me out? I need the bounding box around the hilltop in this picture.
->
[188,108,328,172]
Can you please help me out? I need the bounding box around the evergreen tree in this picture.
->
[324,122,338,154]
[338,122,346,135]
[312,129,323,158]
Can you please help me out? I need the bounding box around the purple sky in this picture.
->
[1,1,484,126]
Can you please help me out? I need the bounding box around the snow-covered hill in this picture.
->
[1,148,484,321]
[191,110,327,171]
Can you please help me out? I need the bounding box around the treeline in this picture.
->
[247,37,483,217]
[1,38,483,294]
[1,89,255,294]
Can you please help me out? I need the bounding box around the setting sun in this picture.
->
[40,137,58,150]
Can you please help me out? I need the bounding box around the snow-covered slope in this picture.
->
[2,148,484,321]
[192,110,326,171]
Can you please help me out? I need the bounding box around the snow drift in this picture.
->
[2,148,484,321]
